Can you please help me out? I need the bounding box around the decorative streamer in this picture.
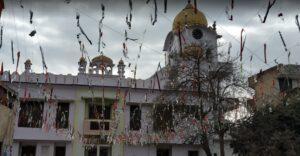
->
[240,29,246,61]
[296,15,300,32]
[227,42,232,55]
[250,55,253,62]
[29,10,33,24]
[126,14,132,29]
[76,12,92,45]
[152,0,157,25]
[0,26,2,48]
[0,0,4,18]
[278,31,288,52]
[278,13,283,21]
[123,42,128,58]
[125,30,138,41]
[11,40,14,64]
[0,62,3,76]
[29,30,36,37]
[164,0,167,13]
[258,0,277,23]
[98,4,105,52]
[40,46,48,70]
[16,51,20,73]
[264,43,267,64]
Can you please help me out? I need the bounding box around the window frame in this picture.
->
[130,105,141,131]
[56,102,70,129]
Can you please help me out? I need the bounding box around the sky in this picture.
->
[0,0,300,79]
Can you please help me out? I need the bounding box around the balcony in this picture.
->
[83,119,112,135]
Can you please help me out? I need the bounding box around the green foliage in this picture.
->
[230,100,300,156]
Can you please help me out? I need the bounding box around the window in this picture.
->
[130,105,141,131]
[55,146,66,156]
[56,103,69,129]
[153,105,173,132]
[157,148,171,156]
[85,147,97,156]
[89,104,111,120]
[188,151,198,156]
[100,147,111,156]
[278,78,292,92]
[18,101,44,128]
[21,145,36,156]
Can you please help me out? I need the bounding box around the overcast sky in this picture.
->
[0,0,300,79]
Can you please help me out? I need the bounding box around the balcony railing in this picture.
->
[83,119,112,135]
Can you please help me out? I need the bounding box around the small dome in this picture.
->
[91,54,113,65]
[79,56,86,63]
[24,59,32,65]
[173,3,208,31]
[118,59,124,65]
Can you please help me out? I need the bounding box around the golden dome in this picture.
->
[173,3,208,31]
[91,54,113,65]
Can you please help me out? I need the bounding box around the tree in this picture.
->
[154,45,248,156]
[230,90,300,156]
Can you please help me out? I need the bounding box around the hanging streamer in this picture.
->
[125,30,138,41]
[164,0,167,13]
[18,0,24,8]
[40,46,48,70]
[250,55,253,62]
[194,0,197,14]
[296,15,300,32]
[258,0,277,23]
[240,29,246,61]
[278,13,284,21]
[126,14,132,29]
[64,0,71,4]
[278,31,288,52]
[227,42,232,55]
[29,30,36,37]
[11,40,14,64]
[225,0,234,21]
[76,12,92,45]
[264,43,267,64]
[15,51,20,73]
[98,4,105,52]
[0,62,3,76]
[0,26,2,48]
[29,10,33,24]
[151,0,157,25]
[123,42,128,58]
[0,0,4,18]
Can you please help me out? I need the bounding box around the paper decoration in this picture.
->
[278,31,288,52]
[240,29,246,61]
[258,0,277,23]
[0,62,3,76]
[0,0,4,18]
[29,10,33,24]
[11,41,14,64]
[264,43,267,63]
[151,0,157,25]
[164,0,168,13]
[29,30,36,37]
[40,46,48,70]
[296,15,300,32]
[76,12,92,45]
[15,51,20,73]
[0,26,2,48]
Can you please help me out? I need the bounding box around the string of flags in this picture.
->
[296,15,300,32]
[11,40,14,64]
[76,12,92,45]
[264,43,267,64]
[258,0,277,23]
[40,46,48,71]
[225,0,234,21]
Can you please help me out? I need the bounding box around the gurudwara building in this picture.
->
[0,3,236,156]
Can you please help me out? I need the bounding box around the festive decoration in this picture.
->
[11,41,14,64]
[76,12,92,45]
[296,15,300,32]
[258,0,277,23]
[40,46,48,70]
[240,29,246,61]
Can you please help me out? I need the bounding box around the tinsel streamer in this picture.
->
[227,42,232,55]
[250,55,253,62]
[278,31,288,52]
[0,26,2,49]
[123,42,128,58]
[76,12,92,45]
[39,46,48,70]
[98,23,103,52]
[164,0,167,13]
[258,0,277,23]
[152,0,157,25]
[0,62,3,76]
[100,4,105,23]
[240,29,246,61]
[29,30,36,37]
[126,14,132,29]
[29,10,33,24]
[264,43,267,63]
[125,30,138,41]
[15,51,20,73]
[11,40,14,64]
[0,0,4,18]
[18,0,23,8]
[296,15,300,32]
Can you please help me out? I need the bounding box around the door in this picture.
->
[21,145,36,156]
